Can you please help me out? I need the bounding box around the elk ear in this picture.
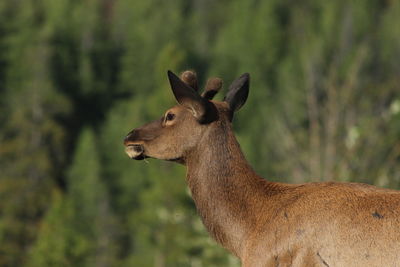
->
[167,70,217,123]
[224,73,249,113]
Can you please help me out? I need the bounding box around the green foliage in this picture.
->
[29,128,117,266]
[0,0,399,266]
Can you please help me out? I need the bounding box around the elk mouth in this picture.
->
[125,144,147,160]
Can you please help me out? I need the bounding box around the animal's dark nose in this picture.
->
[124,130,139,146]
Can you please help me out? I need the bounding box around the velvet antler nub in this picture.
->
[201,77,223,100]
[180,70,199,92]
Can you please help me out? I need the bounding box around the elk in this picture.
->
[124,70,400,266]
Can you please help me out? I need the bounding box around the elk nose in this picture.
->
[124,130,138,146]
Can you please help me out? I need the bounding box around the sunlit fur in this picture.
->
[124,71,400,266]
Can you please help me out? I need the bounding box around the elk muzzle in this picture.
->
[124,130,146,160]
[124,118,164,160]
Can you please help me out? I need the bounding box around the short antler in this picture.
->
[201,77,223,100]
[180,70,199,92]
[180,70,223,100]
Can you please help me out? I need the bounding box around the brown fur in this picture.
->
[124,71,400,266]
[180,70,199,91]
[201,77,223,99]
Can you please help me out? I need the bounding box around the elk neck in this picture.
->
[184,118,272,257]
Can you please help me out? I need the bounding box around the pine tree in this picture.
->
[29,128,117,267]
[0,1,70,265]
[0,1,399,266]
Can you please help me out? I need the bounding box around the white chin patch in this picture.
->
[125,146,143,159]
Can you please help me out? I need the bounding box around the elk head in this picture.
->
[123,70,249,163]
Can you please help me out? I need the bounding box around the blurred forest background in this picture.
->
[0,0,399,266]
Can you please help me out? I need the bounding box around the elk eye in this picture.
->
[165,113,175,122]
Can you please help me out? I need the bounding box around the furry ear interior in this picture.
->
[168,70,218,123]
[224,73,249,113]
